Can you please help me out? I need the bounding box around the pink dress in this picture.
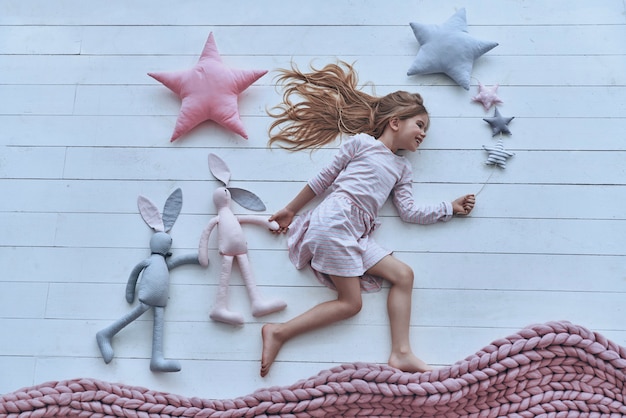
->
[288,134,452,292]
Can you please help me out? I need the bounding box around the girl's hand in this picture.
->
[269,208,295,234]
[452,194,475,215]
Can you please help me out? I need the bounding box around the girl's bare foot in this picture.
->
[260,323,283,377]
[388,351,433,373]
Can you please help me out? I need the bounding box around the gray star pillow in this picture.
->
[407,8,498,90]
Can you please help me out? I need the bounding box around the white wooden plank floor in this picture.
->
[1,0,625,401]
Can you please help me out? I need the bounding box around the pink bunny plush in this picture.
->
[199,153,287,325]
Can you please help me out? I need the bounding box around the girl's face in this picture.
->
[396,113,429,152]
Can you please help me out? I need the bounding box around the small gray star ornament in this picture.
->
[483,107,514,136]
[407,8,499,90]
[483,138,515,169]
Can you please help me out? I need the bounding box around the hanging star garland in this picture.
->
[148,32,268,142]
[472,82,503,111]
[483,107,514,136]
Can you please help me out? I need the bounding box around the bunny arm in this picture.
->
[126,259,151,303]
[167,253,201,269]
[198,216,219,267]
[236,215,279,231]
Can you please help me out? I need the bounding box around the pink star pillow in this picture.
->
[148,32,267,141]
[472,82,503,111]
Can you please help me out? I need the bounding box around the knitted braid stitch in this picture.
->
[2,321,625,418]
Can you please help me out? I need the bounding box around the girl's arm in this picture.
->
[393,182,475,223]
[451,194,475,215]
[391,171,453,224]
[269,184,316,233]
[285,184,317,213]
[269,138,358,234]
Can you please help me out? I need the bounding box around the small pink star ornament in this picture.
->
[149,32,268,141]
[472,82,503,111]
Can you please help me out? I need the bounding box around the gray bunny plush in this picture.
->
[96,188,200,372]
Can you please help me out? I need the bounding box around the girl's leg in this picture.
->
[260,274,362,377]
[366,255,432,373]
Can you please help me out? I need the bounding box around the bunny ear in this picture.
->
[208,153,231,185]
[162,188,183,232]
[138,195,165,232]
[229,187,267,211]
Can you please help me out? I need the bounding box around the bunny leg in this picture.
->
[236,255,287,317]
[150,306,181,372]
[96,302,150,364]
[210,255,245,325]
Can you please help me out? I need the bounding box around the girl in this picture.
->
[261,61,475,377]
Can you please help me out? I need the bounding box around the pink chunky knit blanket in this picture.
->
[2,321,625,417]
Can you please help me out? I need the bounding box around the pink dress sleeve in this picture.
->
[308,139,358,195]
[391,165,453,224]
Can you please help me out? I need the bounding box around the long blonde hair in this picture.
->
[267,61,428,151]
